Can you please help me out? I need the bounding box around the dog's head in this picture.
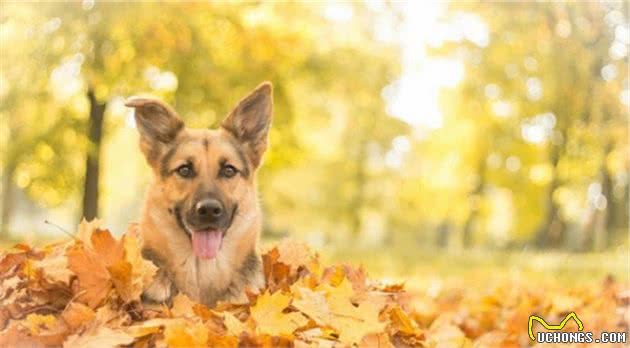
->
[126,82,272,260]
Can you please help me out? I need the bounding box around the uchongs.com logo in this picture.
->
[528,312,627,344]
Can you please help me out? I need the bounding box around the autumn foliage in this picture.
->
[0,221,628,347]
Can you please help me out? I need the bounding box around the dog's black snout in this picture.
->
[196,199,224,219]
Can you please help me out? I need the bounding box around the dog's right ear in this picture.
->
[125,97,184,165]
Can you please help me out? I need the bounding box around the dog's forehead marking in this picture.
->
[160,128,249,178]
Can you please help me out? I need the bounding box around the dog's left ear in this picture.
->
[221,82,273,168]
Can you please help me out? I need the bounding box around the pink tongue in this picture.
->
[192,230,223,259]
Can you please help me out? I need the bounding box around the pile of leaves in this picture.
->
[1,220,628,347]
[0,221,422,347]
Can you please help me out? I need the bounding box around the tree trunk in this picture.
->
[82,88,106,221]
[592,143,614,251]
[349,140,367,237]
[0,164,15,239]
[534,143,565,249]
[462,158,486,248]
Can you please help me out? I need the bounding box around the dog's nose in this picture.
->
[195,199,223,219]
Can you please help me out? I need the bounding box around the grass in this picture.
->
[322,243,629,293]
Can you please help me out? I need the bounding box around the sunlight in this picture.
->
[384,3,484,131]
[49,53,84,102]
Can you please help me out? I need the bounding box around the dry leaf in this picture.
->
[75,218,104,247]
[33,244,73,284]
[163,319,209,348]
[276,239,312,270]
[2,221,623,348]
[170,293,196,318]
[63,326,134,348]
[250,290,308,337]
[90,229,124,268]
[223,311,246,336]
[120,233,158,301]
[66,244,111,308]
[292,286,331,326]
[61,302,95,331]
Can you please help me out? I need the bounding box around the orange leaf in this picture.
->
[61,302,95,331]
[66,244,111,308]
[90,229,124,268]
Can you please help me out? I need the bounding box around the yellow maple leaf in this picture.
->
[163,318,209,348]
[332,301,386,345]
[292,286,332,326]
[113,232,157,302]
[250,290,308,337]
[389,306,420,335]
[223,311,247,336]
[324,278,387,345]
[171,293,196,318]
[125,318,171,338]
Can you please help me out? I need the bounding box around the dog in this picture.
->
[125,82,271,306]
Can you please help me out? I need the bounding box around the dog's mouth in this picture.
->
[175,205,237,260]
[190,229,223,259]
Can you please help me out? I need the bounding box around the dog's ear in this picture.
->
[125,97,184,165]
[221,82,273,168]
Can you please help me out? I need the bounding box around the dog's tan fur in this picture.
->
[126,83,272,306]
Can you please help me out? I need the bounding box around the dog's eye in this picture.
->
[220,164,238,178]
[176,164,195,178]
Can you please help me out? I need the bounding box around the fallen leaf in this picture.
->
[163,318,208,348]
[277,239,312,271]
[75,218,104,248]
[33,244,73,284]
[223,311,247,336]
[170,293,196,318]
[90,228,124,268]
[425,323,471,348]
[66,244,111,308]
[108,260,133,301]
[250,290,308,337]
[24,313,57,335]
[292,286,331,326]
[61,302,95,331]
[120,233,158,302]
[63,326,134,348]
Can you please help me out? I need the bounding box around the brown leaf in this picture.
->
[61,302,95,331]
[108,260,133,302]
[276,239,313,271]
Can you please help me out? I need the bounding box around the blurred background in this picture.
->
[0,2,628,285]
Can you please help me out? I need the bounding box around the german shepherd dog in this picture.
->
[125,82,271,306]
